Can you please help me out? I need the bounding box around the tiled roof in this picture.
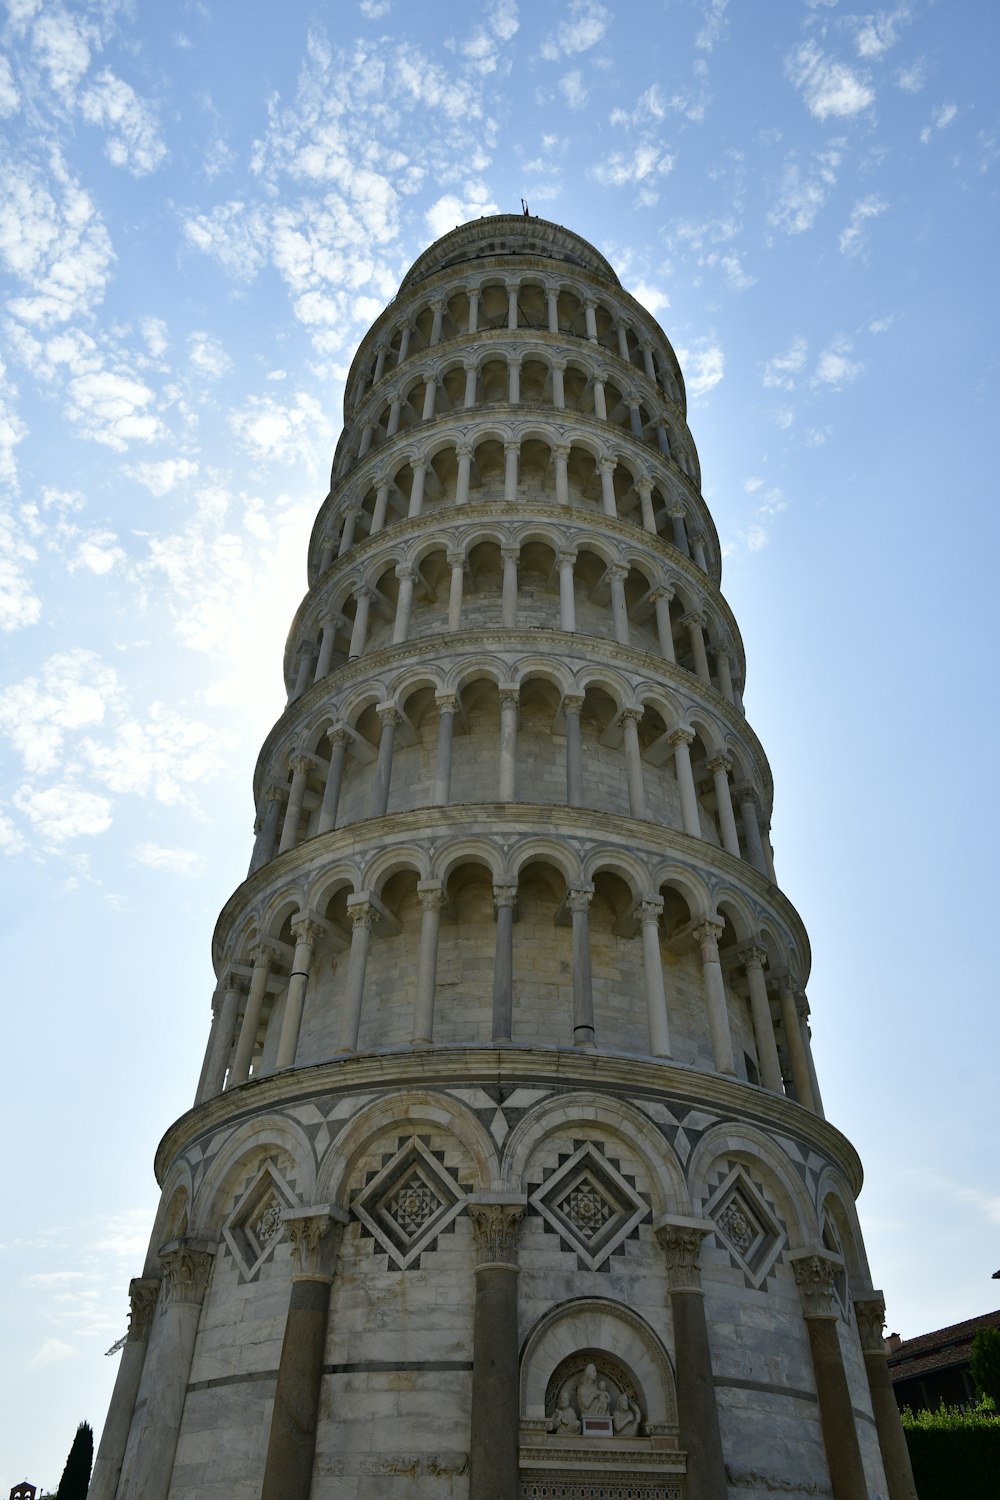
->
[887,1308,1000,1382]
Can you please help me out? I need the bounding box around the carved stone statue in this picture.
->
[576,1361,600,1414]
[612,1391,641,1436]
[546,1389,581,1434]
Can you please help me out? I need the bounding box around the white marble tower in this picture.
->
[90,216,916,1500]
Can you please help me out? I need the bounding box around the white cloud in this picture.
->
[854,10,906,59]
[28,1337,77,1369]
[83,704,224,805]
[0,53,21,116]
[630,282,670,317]
[229,390,329,466]
[839,194,887,256]
[763,336,808,390]
[140,316,169,358]
[560,70,587,110]
[0,649,118,774]
[133,842,205,876]
[812,337,863,389]
[31,8,93,96]
[544,0,610,58]
[127,458,198,496]
[183,201,270,282]
[78,71,167,176]
[896,60,926,93]
[720,252,755,290]
[64,366,164,450]
[67,529,126,574]
[425,186,499,241]
[695,0,729,53]
[14,782,113,842]
[0,150,115,327]
[785,42,874,121]
[592,144,675,192]
[675,341,724,400]
[360,0,390,14]
[489,0,519,43]
[188,330,231,379]
[768,147,843,234]
[921,102,957,143]
[0,808,27,854]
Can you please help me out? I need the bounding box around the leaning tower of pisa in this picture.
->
[90,217,916,1500]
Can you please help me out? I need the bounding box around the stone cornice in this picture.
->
[261,625,763,806]
[153,1044,862,1198]
[211,800,807,975]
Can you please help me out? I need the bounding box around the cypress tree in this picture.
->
[55,1420,93,1500]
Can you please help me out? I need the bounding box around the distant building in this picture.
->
[887,1308,1000,1410]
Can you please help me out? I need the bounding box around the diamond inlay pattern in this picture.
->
[530,1141,649,1271]
[704,1162,786,1290]
[353,1135,464,1269]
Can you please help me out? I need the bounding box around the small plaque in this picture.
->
[581,1417,614,1438]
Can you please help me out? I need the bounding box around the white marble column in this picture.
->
[421,372,437,421]
[249,784,285,874]
[507,356,521,405]
[598,457,618,518]
[463,360,478,408]
[407,458,427,517]
[315,728,348,835]
[558,549,577,631]
[567,887,596,1048]
[683,610,712,684]
[641,342,657,382]
[501,547,518,627]
[592,373,608,421]
[429,299,444,345]
[547,287,559,333]
[636,476,657,534]
[553,443,570,504]
[467,286,480,333]
[690,529,709,571]
[372,343,388,384]
[616,321,631,361]
[318,537,335,573]
[491,884,517,1042]
[275,918,323,1070]
[651,587,676,663]
[88,1276,162,1500]
[712,644,735,704]
[279,755,314,855]
[230,944,275,1086]
[370,474,391,533]
[412,882,445,1046]
[563,693,584,807]
[668,503,689,555]
[707,755,741,857]
[735,785,768,875]
[348,586,374,659]
[456,443,473,504]
[385,398,402,439]
[338,898,377,1053]
[774,976,816,1111]
[608,563,630,646]
[392,564,417,644]
[370,704,400,817]
[739,945,783,1093]
[195,973,245,1102]
[584,298,598,341]
[551,361,566,409]
[693,920,737,1075]
[619,707,647,819]
[291,645,315,701]
[640,899,671,1057]
[313,612,341,682]
[338,504,359,556]
[669,728,701,837]
[498,690,518,801]
[503,440,519,502]
[506,281,519,330]
[447,550,465,629]
[115,1243,215,1500]
[433,694,458,806]
[396,322,412,364]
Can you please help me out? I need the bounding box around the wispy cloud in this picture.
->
[542,0,611,60]
[675,340,725,400]
[812,337,863,389]
[763,336,808,390]
[839,194,887,256]
[785,42,874,121]
[920,102,957,144]
[768,146,843,235]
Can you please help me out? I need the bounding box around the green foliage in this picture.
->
[970,1326,1000,1405]
[901,1401,999,1500]
[55,1421,93,1500]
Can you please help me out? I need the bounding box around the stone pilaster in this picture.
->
[655,1217,728,1500]
[854,1292,918,1500]
[791,1250,868,1500]
[468,1198,526,1500]
[88,1277,162,1500]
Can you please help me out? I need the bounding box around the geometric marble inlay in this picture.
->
[531,1143,647,1271]
[353,1136,464,1269]
[704,1165,785,1289]
[222,1160,299,1281]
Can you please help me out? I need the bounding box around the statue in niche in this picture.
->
[612,1390,641,1436]
[576,1362,601,1415]
[546,1389,581,1434]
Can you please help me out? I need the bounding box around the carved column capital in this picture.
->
[635,475,654,497]
[691,919,724,948]
[853,1292,888,1352]
[290,754,315,777]
[376,704,402,729]
[667,503,687,520]
[498,688,520,711]
[739,944,768,972]
[159,1240,216,1307]
[290,916,324,948]
[649,585,674,605]
[681,610,707,631]
[283,1206,348,1279]
[493,884,518,911]
[553,442,571,461]
[468,1199,525,1270]
[557,548,578,568]
[655,1217,712,1292]
[791,1250,842,1320]
[394,563,418,583]
[566,886,594,915]
[618,706,643,728]
[562,693,585,714]
[598,455,616,475]
[348,899,378,933]
[249,942,277,968]
[127,1276,162,1343]
[706,755,732,777]
[264,782,287,805]
[435,692,459,714]
[606,562,629,582]
[328,725,350,749]
[418,885,446,914]
[639,899,663,927]
[667,727,694,748]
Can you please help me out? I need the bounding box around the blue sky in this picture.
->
[1,0,998,1485]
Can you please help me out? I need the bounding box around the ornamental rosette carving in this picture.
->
[792,1253,840,1320]
[853,1294,887,1352]
[127,1276,161,1343]
[468,1202,525,1268]
[160,1244,215,1307]
[655,1224,708,1292]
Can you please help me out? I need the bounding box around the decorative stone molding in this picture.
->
[126,1276,162,1343]
[159,1239,216,1307]
[467,1198,525,1270]
[791,1250,843,1320]
[654,1216,713,1292]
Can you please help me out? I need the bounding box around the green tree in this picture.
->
[970,1326,1000,1407]
[55,1420,93,1500]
